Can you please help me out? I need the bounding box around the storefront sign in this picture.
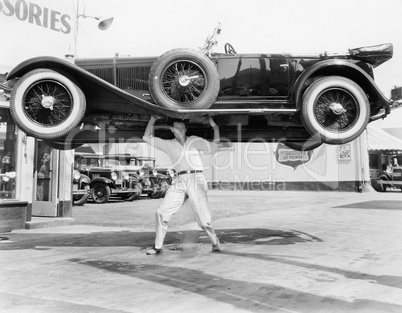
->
[275,142,313,170]
[0,0,72,34]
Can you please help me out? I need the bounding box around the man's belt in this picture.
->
[176,170,203,176]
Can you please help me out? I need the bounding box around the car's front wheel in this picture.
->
[148,48,220,110]
[10,69,86,139]
[301,76,369,144]
[91,182,111,204]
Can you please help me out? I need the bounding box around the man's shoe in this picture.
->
[212,238,222,252]
[146,246,163,255]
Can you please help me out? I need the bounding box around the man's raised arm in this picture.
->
[143,115,158,139]
[209,117,220,144]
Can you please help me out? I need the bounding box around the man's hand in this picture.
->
[150,115,162,121]
[144,115,162,137]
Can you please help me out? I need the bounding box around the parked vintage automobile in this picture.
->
[105,154,172,198]
[373,165,402,192]
[74,152,142,203]
[72,169,91,206]
[5,25,397,151]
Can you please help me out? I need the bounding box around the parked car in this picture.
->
[373,165,402,192]
[74,152,142,203]
[72,170,91,206]
[5,25,397,151]
[105,155,172,199]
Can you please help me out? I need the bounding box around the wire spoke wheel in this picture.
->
[10,69,86,139]
[302,76,369,144]
[24,80,74,126]
[314,88,359,132]
[162,60,206,104]
[148,48,219,110]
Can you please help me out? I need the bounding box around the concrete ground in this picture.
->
[0,190,402,313]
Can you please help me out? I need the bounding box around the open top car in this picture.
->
[4,25,397,150]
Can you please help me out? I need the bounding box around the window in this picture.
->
[0,110,17,199]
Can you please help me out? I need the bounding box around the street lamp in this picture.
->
[73,1,114,59]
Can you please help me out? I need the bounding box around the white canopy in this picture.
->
[367,125,402,151]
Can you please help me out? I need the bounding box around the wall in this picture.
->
[105,135,366,192]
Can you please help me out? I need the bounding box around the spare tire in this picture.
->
[10,69,86,139]
[148,48,219,110]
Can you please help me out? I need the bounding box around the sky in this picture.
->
[1,0,401,129]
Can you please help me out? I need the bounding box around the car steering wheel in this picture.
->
[224,43,237,55]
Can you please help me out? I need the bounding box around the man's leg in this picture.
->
[186,175,221,250]
[148,180,186,254]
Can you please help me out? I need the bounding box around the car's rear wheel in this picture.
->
[301,76,369,144]
[91,182,110,204]
[10,69,86,139]
[148,48,219,110]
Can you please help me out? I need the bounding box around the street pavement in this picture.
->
[0,190,402,313]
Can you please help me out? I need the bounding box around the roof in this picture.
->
[367,125,402,151]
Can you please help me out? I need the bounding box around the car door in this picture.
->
[217,54,290,101]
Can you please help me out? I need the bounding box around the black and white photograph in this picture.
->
[0,0,401,312]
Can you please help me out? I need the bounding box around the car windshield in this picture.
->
[74,157,102,169]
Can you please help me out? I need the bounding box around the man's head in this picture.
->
[170,119,188,140]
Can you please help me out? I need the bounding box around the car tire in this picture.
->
[301,76,369,144]
[91,182,111,204]
[148,48,220,110]
[73,193,90,206]
[10,69,86,139]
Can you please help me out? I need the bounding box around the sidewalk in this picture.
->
[0,191,401,312]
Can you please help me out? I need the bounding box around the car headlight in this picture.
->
[168,169,175,177]
[123,172,130,180]
[73,170,81,181]
[152,169,158,176]
[111,171,118,180]
[139,168,145,176]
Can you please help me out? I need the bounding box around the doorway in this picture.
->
[32,140,59,216]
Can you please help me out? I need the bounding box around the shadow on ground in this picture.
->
[0,228,321,251]
[70,259,402,313]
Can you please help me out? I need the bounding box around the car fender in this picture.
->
[79,174,91,185]
[6,56,183,118]
[292,59,391,112]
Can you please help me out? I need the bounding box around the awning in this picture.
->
[367,125,402,150]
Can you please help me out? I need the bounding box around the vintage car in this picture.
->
[4,25,397,151]
[74,152,142,203]
[72,170,91,206]
[373,165,402,192]
[105,154,172,198]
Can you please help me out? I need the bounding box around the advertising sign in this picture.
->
[0,0,74,69]
[275,143,313,170]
